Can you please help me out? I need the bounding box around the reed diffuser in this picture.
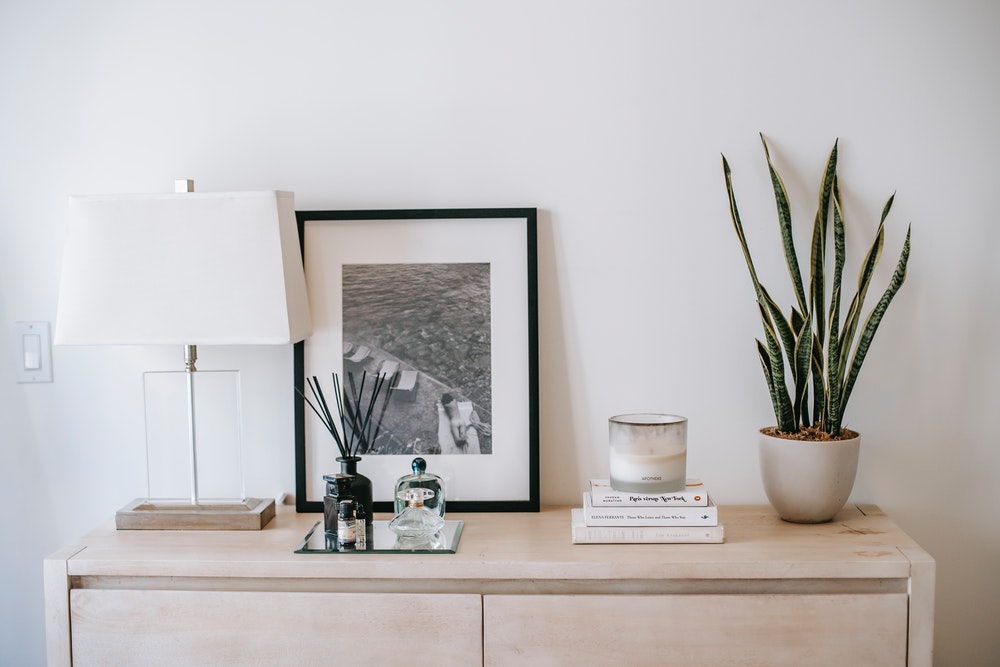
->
[299,371,394,523]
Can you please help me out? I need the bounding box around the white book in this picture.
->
[589,479,709,507]
[571,509,725,544]
[582,492,718,526]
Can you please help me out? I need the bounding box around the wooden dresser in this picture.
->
[45,504,934,666]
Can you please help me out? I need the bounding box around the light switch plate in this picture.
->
[15,321,52,383]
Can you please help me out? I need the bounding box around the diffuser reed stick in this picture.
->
[299,371,394,458]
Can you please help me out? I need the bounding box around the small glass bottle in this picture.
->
[333,474,369,550]
[323,472,354,537]
[394,457,446,519]
[388,487,446,540]
[337,499,357,550]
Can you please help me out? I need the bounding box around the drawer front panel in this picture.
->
[71,590,482,667]
[484,593,908,666]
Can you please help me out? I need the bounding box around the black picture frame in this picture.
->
[294,208,539,513]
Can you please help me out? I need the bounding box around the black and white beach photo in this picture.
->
[341,262,493,456]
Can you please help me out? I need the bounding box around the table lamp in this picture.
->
[55,181,312,529]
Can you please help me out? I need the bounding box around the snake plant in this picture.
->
[722,135,911,438]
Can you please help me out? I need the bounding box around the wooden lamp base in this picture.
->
[115,497,276,530]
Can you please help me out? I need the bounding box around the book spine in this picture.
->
[588,490,709,507]
[571,511,725,543]
[588,480,709,507]
[582,493,718,526]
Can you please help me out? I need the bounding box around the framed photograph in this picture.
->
[294,208,539,513]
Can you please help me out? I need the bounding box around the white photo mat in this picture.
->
[294,209,539,512]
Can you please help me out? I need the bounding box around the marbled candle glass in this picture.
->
[608,413,687,493]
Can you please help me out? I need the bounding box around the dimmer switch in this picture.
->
[23,334,41,369]
[15,322,52,383]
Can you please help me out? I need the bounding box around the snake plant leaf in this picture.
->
[824,179,847,433]
[840,224,910,416]
[810,335,824,427]
[757,340,785,429]
[760,134,808,315]
[809,140,838,351]
[881,192,896,225]
[792,311,813,429]
[758,301,795,432]
[727,151,799,408]
[826,282,844,432]
[757,337,794,433]
[759,284,798,373]
[837,194,891,383]
[831,177,847,308]
[790,306,805,335]
[838,292,862,383]
[791,304,811,426]
[793,304,814,426]
[757,300,781,364]
[723,155,766,299]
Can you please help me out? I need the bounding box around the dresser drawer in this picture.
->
[71,590,482,667]
[484,593,908,666]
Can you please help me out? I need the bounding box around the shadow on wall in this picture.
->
[534,209,585,505]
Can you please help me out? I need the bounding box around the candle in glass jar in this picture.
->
[608,413,687,493]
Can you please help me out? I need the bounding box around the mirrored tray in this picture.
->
[295,520,464,554]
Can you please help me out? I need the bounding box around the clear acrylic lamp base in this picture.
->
[116,368,275,530]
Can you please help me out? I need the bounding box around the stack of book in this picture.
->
[571,479,725,544]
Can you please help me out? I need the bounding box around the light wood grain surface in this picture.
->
[62,504,923,581]
[46,504,934,667]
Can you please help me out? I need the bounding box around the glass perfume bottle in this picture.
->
[392,530,445,551]
[394,457,446,518]
[389,487,446,540]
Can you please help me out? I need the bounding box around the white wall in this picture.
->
[2,1,997,664]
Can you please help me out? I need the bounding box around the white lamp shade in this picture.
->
[55,190,312,345]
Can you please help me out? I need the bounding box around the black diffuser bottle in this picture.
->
[336,456,374,523]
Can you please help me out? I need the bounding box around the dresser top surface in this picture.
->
[50,503,932,582]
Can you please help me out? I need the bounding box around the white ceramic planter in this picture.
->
[758,430,860,523]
